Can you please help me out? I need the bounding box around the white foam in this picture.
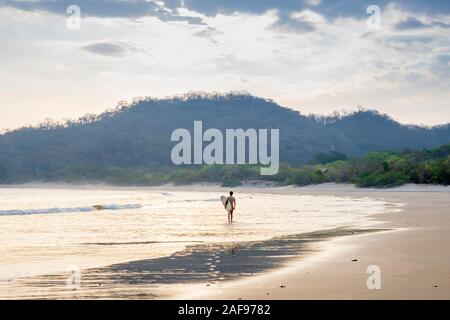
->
[0,203,142,216]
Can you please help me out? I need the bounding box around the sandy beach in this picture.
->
[169,184,450,300]
[0,183,449,299]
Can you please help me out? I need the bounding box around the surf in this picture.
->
[0,203,142,216]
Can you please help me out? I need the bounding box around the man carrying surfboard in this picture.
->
[221,191,236,223]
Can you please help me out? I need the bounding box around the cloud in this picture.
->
[3,0,450,22]
[192,26,223,44]
[170,0,450,35]
[395,17,428,30]
[385,35,435,45]
[395,17,450,30]
[0,0,205,24]
[165,0,450,20]
[3,0,449,31]
[0,0,293,23]
[290,10,325,26]
[392,0,450,15]
[268,9,327,33]
[0,0,449,127]
[306,0,322,5]
[80,41,138,57]
[434,54,450,77]
[271,11,316,33]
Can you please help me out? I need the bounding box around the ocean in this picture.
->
[0,185,397,298]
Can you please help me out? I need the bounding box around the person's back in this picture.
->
[226,195,235,206]
[227,191,236,223]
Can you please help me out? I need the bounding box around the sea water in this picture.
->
[0,185,394,294]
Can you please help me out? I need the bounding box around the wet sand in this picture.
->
[1,228,386,299]
[171,185,450,299]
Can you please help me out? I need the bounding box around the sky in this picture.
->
[0,0,449,130]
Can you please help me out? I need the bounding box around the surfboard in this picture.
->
[220,196,232,214]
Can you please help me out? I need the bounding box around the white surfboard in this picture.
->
[220,196,232,214]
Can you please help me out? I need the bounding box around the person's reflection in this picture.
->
[230,243,237,257]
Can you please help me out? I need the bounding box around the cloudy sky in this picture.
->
[0,0,449,129]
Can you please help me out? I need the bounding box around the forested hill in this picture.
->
[0,92,449,183]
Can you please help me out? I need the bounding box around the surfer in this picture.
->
[226,191,236,223]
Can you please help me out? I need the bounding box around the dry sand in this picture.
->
[171,184,450,300]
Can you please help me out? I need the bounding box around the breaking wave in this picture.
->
[0,203,142,216]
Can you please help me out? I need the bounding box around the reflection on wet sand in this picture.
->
[0,227,387,299]
[231,243,237,257]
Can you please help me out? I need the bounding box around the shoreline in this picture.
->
[1,181,448,192]
[0,184,448,299]
[170,187,450,299]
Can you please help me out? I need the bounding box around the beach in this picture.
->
[172,185,450,300]
[0,184,449,299]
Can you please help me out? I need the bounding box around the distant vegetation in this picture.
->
[310,151,348,165]
[14,143,450,188]
[0,92,449,186]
